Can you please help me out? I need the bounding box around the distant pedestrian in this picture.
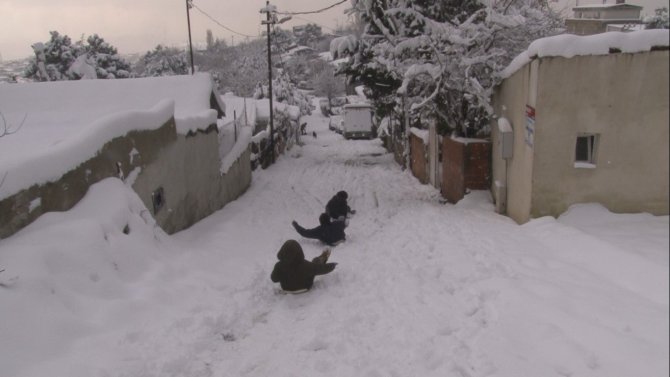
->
[292,213,346,246]
[326,190,355,221]
[312,131,317,138]
[300,122,307,135]
[270,240,337,293]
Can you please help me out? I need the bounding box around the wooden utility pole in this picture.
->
[186,0,195,74]
[261,1,276,163]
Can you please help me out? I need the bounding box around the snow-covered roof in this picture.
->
[500,30,669,79]
[573,3,642,10]
[0,73,221,200]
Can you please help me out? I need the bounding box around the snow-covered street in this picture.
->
[1,109,668,377]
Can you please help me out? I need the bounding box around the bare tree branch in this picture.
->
[0,111,27,138]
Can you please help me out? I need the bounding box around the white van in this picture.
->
[342,103,375,139]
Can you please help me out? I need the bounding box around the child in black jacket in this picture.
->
[292,213,346,246]
[325,191,355,220]
[271,240,336,292]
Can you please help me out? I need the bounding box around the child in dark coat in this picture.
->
[270,240,337,292]
[325,190,355,220]
[292,213,346,246]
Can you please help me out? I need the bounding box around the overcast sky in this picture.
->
[0,0,354,60]
[0,0,667,61]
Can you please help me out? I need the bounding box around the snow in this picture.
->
[575,161,597,168]
[0,107,667,377]
[501,29,670,79]
[410,126,429,144]
[0,73,221,200]
[220,126,252,174]
[497,117,512,133]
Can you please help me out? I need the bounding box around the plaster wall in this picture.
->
[531,51,669,218]
[491,61,537,224]
[132,126,251,234]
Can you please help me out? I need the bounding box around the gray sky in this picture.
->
[0,0,354,60]
[1,0,667,61]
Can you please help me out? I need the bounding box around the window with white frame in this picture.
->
[574,133,599,168]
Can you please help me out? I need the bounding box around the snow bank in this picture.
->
[409,127,429,144]
[501,29,670,79]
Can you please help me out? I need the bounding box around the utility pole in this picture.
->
[260,1,291,164]
[261,1,276,164]
[185,0,195,74]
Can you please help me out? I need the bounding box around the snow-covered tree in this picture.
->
[341,0,562,136]
[24,31,82,81]
[209,39,268,96]
[135,45,189,77]
[84,34,132,79]
[313,65,346,105]
[645,7,669,29]
[295,24,324,48]
[25,31,131,81]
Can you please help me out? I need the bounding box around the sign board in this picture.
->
[525,105,535,148]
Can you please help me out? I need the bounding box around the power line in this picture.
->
[292,15,343,34]
[190,2,257,38]
[278,0,348,16]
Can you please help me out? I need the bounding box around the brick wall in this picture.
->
[409,133,429,184]
[442,137,491,203]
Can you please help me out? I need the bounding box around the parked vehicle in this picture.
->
[329,115,344,134]
[342,103,375,139]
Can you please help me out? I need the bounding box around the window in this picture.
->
[575,134,599,168]
[152,187,165,214]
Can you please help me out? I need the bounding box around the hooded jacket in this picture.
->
[292,214,346,246]
[270,240,337,292]
[325,191,353,219]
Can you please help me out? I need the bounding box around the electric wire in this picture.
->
[278,0,348,16]
[190,2,257,38]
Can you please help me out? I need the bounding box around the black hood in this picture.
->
[319,213,331,225]
[276,240,304,264]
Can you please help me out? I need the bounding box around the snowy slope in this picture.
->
[0,104,667,377]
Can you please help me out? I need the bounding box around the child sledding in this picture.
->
[325,190,356,220]
[270,240,337,293]
[292,213,346,246]
[271,190,356,293]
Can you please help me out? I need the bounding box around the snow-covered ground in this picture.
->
[0,106,667,377]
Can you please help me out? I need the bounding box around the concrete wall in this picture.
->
[491,61,537,223]
[531,51,669,218]
[0,118,252,238]
[131,125,251,234]
[0,119,177,238]
[492,50,669,223]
